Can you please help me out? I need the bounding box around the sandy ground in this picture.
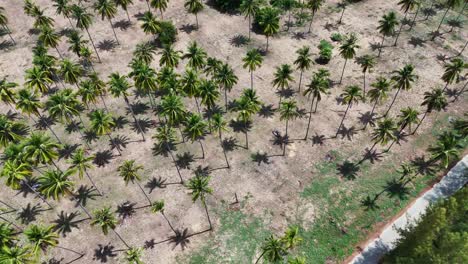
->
[0,0,467,263]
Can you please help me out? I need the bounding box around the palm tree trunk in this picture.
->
[339,59,348,84]
[409,4,421,31]
[2,25,15,44]
[195,14,199,29]
[363,71,367,97]
[283,120,289,156]
[298,70,303,92]
[224,88,228,111]
[36,113,62,144]
[394,12,408,46]
[250,71,254,89]
[0,215,22,230]
[435,6,451,36]
[244,130,249,149]
[125,9,131,22]
[456,40,467,57]
[124,96,145,141]
[367,141,379,156]
[112,229,130,249]
[198,140,205,159]
[339,7,346,24]
[108,18,120,45]
[23,180,53,209]
[255,250,266,264]
[78,203,92,219]
[384,87,401,117]
[145,0,151,11]
[364,100,378,130]
[378,35,385,57]
[84,27,101,63]
[335,103,351,137]
[304,96,315,140]
[248,14,251,40]
[160,9,164,19]
[136,181,152,206]
[85,169,102,196]
[411,111,428,135]
[55,245,84,257]
[100,94,109,112]
[161,212,176,233]
[287,10,292,31]
[219,131,230,168]
[55,47,63,59]
[50,159,61,171]
[167,145,184,183]
[307,13,315,33]
[203,202,212,230]
[265,35,269,52]
[454,80,467,100]
[385,138,397,153]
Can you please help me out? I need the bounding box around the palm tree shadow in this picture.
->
[84,129,99,144]
[93,243,117,263]
[230,34,249,47]
[16,203,48,224]
[93,150,115,167]
[360,148,384,164]
[43,257,64,264]
[152,141,177,157]
[410,155,438,175]
[311,134,326,145]
[113,19,132,31]
[337,160,360,180]
[145,177,167,194]
[360,196,380,211]
[292,31,306,40]
[65,120,82,134]
[28,28,40,35]
[229,119,252,135]
[176,152,195,169]
[128,101,150,115]
[73,185,98,207]
[97,39,117,51]
[16,178,38,198]
[336,125,357,141]
[258,104,276,118]
[358,111,377,128]
[222,137,238,152]
[0,40,14,50]
[131,118,154,135]
[195,165,211,177]
[445,88,459,99]
[5,110,20,121]
[167,228,211,250]
[58,28,74,37]
[180,24,197,34]
[203,105,224,120]
[251,151,270,165]
[270,130,289,153]
[52,211,84,237]
[408,36,426,47]
[276,88,295,100]
[112,116,129,130]
[58,144,80,160]
[421,7,437,20]
[384,179,410,200]
[324,22,338,31]
[116,201,137,220]
[369,41,381,52]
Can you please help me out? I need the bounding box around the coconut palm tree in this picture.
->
[118,160,152,205]
[210,113,230,168]
[22,132,61,170]
[150,0,168,18]
[336,85,363,137]
[159,45,181,68]
[52,0,74,28]
[294,46,312,92]
[198,79,220,112]
[281,226,302,249]
[38,26,63,58]
[0,159,32,190]
[0,77,17,110]
[385,64,417,116]
[429,132,461,168]
[242,49,263,89]
[393,0,418,45]
[124,247,144,264]
[273,64,294,99]
[186,174,213,230]
[89,72,108,110]
[59,59,83,89]
[433,0,463,38]
[259,7,280,52]
[24,66,53,94]
[255,235,286,264]
[203,57,221,77]
[150,200,176,233]
[68,148,101,195]
[128,60,158,108]
[91,207,130,248]
[184,0,204,29]
[89,109,120,154]
[413,88,448,134]
[0,223,16,247]
[139,11,160,38]
[303,71,329,139]
[153,124,184,183]
[181,69,201,113]
[0,116,27,148]
[159,94,186,138]
[184,113,207,159]
[24,225,58,256]
[339,33,359,84]
[337,0,348,24]
[133,42,156,64]
[397,107,420,135]
[377,11,398,57]
[94,0,120,45]
[38,169,75,201]
[214,63,238,110]
[114,0,134,21]
[67,30,87,57]
[0,245,33,263]
[365,77,390,129]
[279,100,299,155]
[240,0,261,40]
[355,55,376,96]
[78,80,99,108]
[183,42,207,70]
[306,0,324,33]
[369,117,398,153]
[0,7,16,44]
[32,8,55,29]
[45,88,82,126]
[71,4,101,62]
[441,57,466,91]
[232,88,262,149]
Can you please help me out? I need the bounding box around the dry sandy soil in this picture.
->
[0,0,467,263]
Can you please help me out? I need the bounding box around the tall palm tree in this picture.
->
[68,148,101,195]
[59,59,83,89]
[139,11,160,38]
[366,77,391,129]
[408,0,421,31]
[184,0,204,29]
[24,225,58,256]
[198,79,220,112]
[67,30,87,57]
[397,107,420,135]
[429,132,461,168]
[71,4,101,62]
[181,69,201,113]
[0,6,16,44]
[91,207,130,248]
[52,0,74,28]
[385,64,417,116]
[38,26,63,58]
[128,60,158,108]
[0,245,33,263]
[118,160,152,205]
[183,41,207,70]
[46,88,82,125]
[133,42,156,64]
[336,85,363,137]
[356,55,376,96]
[150,200,176,233]
[232,88,262,149]
[255,235,286,264]
[150,0,169,18]
[159,94,186,138]
[22,132,61,170]
[413,88,448,134]
[306,0,324,33]
[89,109,120,155]
[273,64,294,105]
[441,57,466,91]
[114,0,134,21]
[186,174,213,230]
[94,0,120,45]
[0,116,27,148]
[242,49,263,89]
[294,46,312,92]
[434,0,463,38]
[210,113,230,168]
[204,57,222,77]
[89,72,108,111]
[0,77,17,110]
[303,71,329,139]
[337,0,348,24]
[78,79,99,108]
[153,124,184,183]
[24,66,53,94]
[377,11,398,57]
[339,33,360,84]
[369,117,398,153]
[184,113,207,159]
[159,45,181,68]
[259,7,280,52]
[214,63,238,110]
[124,247,144,264]
[279,100,299,155]
[240,0,260,40]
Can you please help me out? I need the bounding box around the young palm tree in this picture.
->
[114,0,134,21]
[306,0,324,33]
[59,59,83,89]
[385,64,417,116]
[71,4,101,62]
[279,100,299,155]
[184,113,208,159]
[186,174,213,230]
[68,148,101,195]
[22,132,61,169]
[184,0,204,29]
[153,124,184,183]
[24,66,53,94]
[159,45,181,68]
[150,0,169,18]
[355,55,376,96]
[91,207,130,248]
[210,113,230,168]
[183,41,207,70]
[118,160,152,205]
[0,159,32,190]
[336,85,363,137]
[294,46,312,92]
[0,6,16,44]
[429,132,461,168]
[0,116,27,149]
[397,107,420,135]
[413,88,448,134]
[38,26,63,58]
[139,11,160,38]
[240,0,260,40]
[303,71,329,139]
[369,117,398,153]
[259,7,280,52]
[242,49,263,89]
[441,57,466,91]
[339,33,360,84]
[377,11,398,57]
[366,77,391,129]
[89,109,120,154]
[24,225,58,256]
[94,0,120,45]
[150,200,176,233]
[434,0,463,38]
[0,77,17,110]
[0,245,33,263]
[255,235,286,264]
[214,63,238,110]
[181,69,201,113]
[124,247,144,264]
[281,226,302,249]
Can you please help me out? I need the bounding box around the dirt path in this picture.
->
[348,155,468,264]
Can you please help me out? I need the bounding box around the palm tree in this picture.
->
[150,0,169,18]
[294,46,312,92]
[369,117,398,153]
[0,7,16,44]
[303,71,329,139]
[46,88,82,125]
[355,55,376,96]
[255,235,286,264]
[22,132,61,170]
[306,0,324,33]
[133,42,156,64]
[89,72,108,111]
[153,124,184,183]
[0,77,17,110]
[181,69,201,113]
[67,30,87,57]
[0,245,33,263]
[52,0,74,28]
[413,88,448,134]
[94,0,120,45]
[393,0,418,45]
[184,0,204,29]
[59,59,83,89]
[118,160,152,205]
[429,132,461,168]
[377,11,398,57]
[243,49,263,89]
[397,107,420,135]
[32,9,55,29]
[336,85,363,137]
[281,226,302,249]
[38,26,63,58]
[78,80,99,108]
[385,64,417,116]
[337,0,348,24]
[183,41,207,70]
[441,58,466,91]
[150,200,176,233]
[210,113,230,168]
[240,0,260,40]
[24,66,53,94]
[198,79,220,112]
[71,4,101,62]
[434,0,463,38]
[339,33,360,84]
[279,100,299,155]
[1,160,32,190]
[89,109,120,155]
[214,63,238,110]
[184,113,207,159]
[259,7,280,52]
[159,45,181,68]
[366,77,391,129]
[272,64,295,102]
[159,94,186,138]
[128,61,158,108]
[204,57,222,77]
[91,207,130,248]
[139,11,160,38]
[0,116,27,148]
[124,247,144,264]
[69,148,101,195]
[114,0,134,21]
[38,169,75,201]
[232,88,262,149]
[186,174,213,230]
[24,225,58,256]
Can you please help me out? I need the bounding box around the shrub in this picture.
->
[157,21,177,47]
[317,40,333,64]
[330,32,343,42]
[212,0,242,13]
